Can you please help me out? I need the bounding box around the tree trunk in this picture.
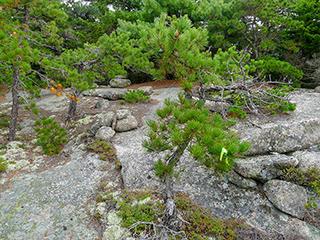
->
[161,175,179,230]
[160,141,190,237]
[66,64,85,121]
[8,66,20,141]
[66,84,81,121]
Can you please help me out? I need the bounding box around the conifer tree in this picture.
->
[121,13,297,117]
[0,0,67,140]
[62,0,118,46]
[206,0,303,82]
[43,31,152,120]
[143,93,249,234]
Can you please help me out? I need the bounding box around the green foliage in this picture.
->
[206,0,303,83]
[86,138,116,161]
[211,46,263,85]
[293,0,320,57]
[123,14,296,117]
[0,0,68,140]
[281,164,320,208]
[259,56,303,81]
[175,193,244,239]
[134,13,210,84]
[0,113,10,129]
[143,93,250,178]
[121,89,150,103]
[0,158,8,172]
[44,31,152,119]
[112,189,244,239]
[35,116,68,155]
[117,190,164,234]
[62,0,118,46]
[208,47,297,116]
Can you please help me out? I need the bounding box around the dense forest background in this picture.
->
[1,0,320,141]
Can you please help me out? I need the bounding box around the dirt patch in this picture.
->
[128,79,181,90]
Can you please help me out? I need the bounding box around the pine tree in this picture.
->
[143,93,249,235]
[62,0,118,46]
[0,0,67,141]
[43,31,152,120]
[206,0,303,82]
[121,13,297,117]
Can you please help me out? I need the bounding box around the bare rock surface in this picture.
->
[233,153,299,182]
[0,148,112,239]
[114,87,320,238]
[83,88,126,100]
[2,87,320,239]
[110,76,131,88]
[36,95,69,112]
[236,89,320,155]
[115,115,138,132]
[292,150,320,172]
[263,180,308,219]
[95,126,116,140]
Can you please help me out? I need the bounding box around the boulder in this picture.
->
[115,115,138,132]
[116,110,130,120]
[225,170,257,189]
[95,99,109,109]
[263,180,308,219]
[235,90,320,155]
[90,122,102,136]
[100,111,115,127]
[138,86,154,96]
[110,75,131,88]
[19,119,35,129]
[233,154,299,182]
[95,126,116,141]
[83,88,126,100]
[292,150,320,172]
[282,217,320,240]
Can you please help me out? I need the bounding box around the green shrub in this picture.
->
[35,116,68,155]
[175,193,243,239]
[114,190,244,239]
[0,113,10,129]
[86,138,116,161]
[0,158,8,172]
[121,89,150,103]
[117,190,164,234]
[281,164,320,208]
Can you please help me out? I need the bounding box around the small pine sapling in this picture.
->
[25,102,68,155]
[35,116,68,155]
[121,89,150,103]
[142,93,249,236]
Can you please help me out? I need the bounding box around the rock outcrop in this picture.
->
[3,86,320,239]
[236,90,320,155]
[114,87,320,239]
[233,153,299,182]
